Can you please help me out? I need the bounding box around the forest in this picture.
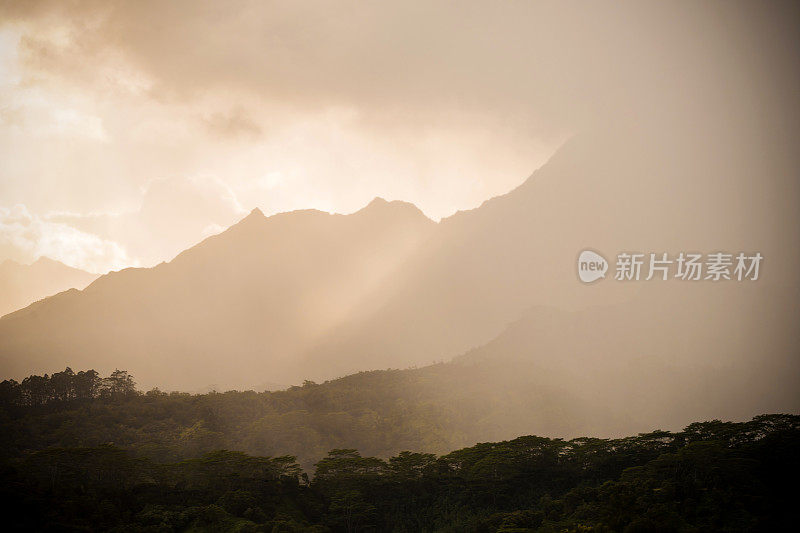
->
[1,364,616,470]
[0,367,481,469]
[0,369,797,531]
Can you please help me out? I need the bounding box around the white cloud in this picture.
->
[44,175,247,269]
[0,204,133,273]
[0,28,108,142]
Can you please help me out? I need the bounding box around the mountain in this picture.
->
[297,121,800,380]
[2,281,797,471]
[0,257,97,317]
[0,200,434,390]
[0,118,798,416]
[449,282,800,438]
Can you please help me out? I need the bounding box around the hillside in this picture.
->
[1,408,797,531]
[4,274,798,470]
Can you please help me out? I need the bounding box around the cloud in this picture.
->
[0,173,246,273]
[47,175,246,268]
[0,1,798,233]
[0,204,132,273]
[202,107,261,140]
[1,100,108,140]
[4,0,795,135]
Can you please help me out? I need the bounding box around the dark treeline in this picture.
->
[0,414,796,531]
[0,367,136,406]
[2,370,798,530]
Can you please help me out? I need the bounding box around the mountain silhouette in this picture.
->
[297,121,799,380]
[0,119,797,411]
[0,200,433,389]
[445,281,799,438]
[0,257,97,318]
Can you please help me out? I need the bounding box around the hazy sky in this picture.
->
[0,1,797,272]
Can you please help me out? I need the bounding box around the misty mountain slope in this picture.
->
[449,281,800,439]
[298,120,800,379]
[0,200,434,390]
[0,258,97,318]
[3,284,795,471]
[288,283,798,447]
[1,120,797,395]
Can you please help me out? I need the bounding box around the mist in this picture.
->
[1,2,799,530]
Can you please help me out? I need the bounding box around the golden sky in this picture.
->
[1,1,797,272]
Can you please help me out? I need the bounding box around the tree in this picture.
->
[101,369,137,399]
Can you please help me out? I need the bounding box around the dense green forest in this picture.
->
[0,365,595,470]
[0,367,480,469]
[1,369,798,531]
[0,413,796,531]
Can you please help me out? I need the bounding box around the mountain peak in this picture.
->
[233,207,266,226]
[356,197,431,222]
[33,256,60,267]
[367,197,389,207]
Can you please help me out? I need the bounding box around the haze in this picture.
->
[1,1,796,272]
[0,1,799,440]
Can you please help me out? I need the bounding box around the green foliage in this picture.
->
[1,370,798,531]
[2,414,797,531]
[0,367,481,468]
[0,367,136,407]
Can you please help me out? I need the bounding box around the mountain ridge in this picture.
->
[0,196,437,389]
[0,257,97,318]
[1,123,798,418]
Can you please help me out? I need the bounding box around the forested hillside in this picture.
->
[0,366,568,469]
[4,370,796,531]
[0,359,713,472]
[5,282,797,476]
[1,411,795,531]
